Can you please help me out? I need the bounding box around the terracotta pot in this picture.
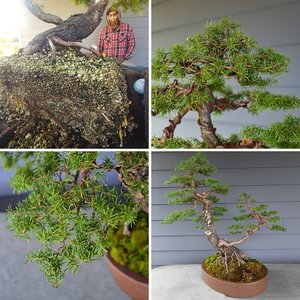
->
[105,253,148,300]
[201,262,268,298]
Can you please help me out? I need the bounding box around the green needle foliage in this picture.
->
[162,153,229,226]
[162,153,286,241]
[0,151,148,287]
[229,193,286,234]
[152,136,206,149]
[243,115,300,148]
[71,0,148,13]
[152,17,300,148]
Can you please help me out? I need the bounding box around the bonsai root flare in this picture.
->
[217,247,248,274]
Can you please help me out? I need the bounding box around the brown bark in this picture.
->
[21,0,63,25]
[49,36,99,63]
[204,212,247,265]
[117,166,149,213]
[193,190,247,266]
[212,97,250,111]
[163,108,189,138]
[21,0,109,55]
[196,103,221,148]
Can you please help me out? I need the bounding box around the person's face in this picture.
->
[108,11,119,28]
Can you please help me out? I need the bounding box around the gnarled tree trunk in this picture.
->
[198,192,248,266]
[21,0,109,55]
[197,103,221,148]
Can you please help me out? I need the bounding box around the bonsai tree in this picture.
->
[0,151,148,287]
[162,153,286,280]
[152,17,300,148]
[0,0,148,148]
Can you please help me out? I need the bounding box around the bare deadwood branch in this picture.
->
[21,0,63,25]
[51,36,99,56]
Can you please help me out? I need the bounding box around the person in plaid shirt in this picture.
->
[97,6,135,63]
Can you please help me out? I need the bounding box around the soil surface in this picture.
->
[203,253,268,283]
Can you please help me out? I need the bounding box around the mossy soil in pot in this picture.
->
[109,211,148,279]
[203,253,267,283]
[202,253,268,298]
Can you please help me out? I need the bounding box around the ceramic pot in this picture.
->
[105,253,148,300]
[201,262,268,298]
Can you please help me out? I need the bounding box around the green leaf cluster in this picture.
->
[166,188,194,205]
[2,151,148,287]
[71,0,92,7]
[162,153,229,227]
[113,0,148,13]
[229,193,286,234]
[175,153,216,175]
[152,17,300,149]
[212,206,228,221]
[243,115,300,148]
[247,90,300,114]
[152,136,206,149]
[71,0,148,13]
[152,17,297,117]
[151,134,243,149]
[161,209,196,224]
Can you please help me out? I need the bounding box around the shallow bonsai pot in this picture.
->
[105,253,148,300]
[201,262,268,298]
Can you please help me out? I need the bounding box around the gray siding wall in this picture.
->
[152,0,300,139]
[152,152,300,268]
[0,152,117,211]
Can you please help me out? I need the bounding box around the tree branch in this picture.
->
[228,198,267,246]
[211,97,250,112]
[51,36,99,55]
[228,225,261,246]
[115,162,149,213]
[159,80,197,97]
[21,0,64,25]
[163,107,189,138]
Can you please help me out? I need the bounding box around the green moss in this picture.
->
[203,253,267,282]
[109,211,148,278]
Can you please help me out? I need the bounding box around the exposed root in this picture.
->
[123,222,131,237]
[217,248,248,274]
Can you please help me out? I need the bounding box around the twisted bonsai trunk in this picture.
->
[193,190,247,267]
[197,103,221,148]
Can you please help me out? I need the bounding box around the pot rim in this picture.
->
[106,252,148,285]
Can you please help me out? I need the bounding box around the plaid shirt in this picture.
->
[97,23,135,61]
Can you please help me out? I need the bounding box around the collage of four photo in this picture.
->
[0,0,300,299]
